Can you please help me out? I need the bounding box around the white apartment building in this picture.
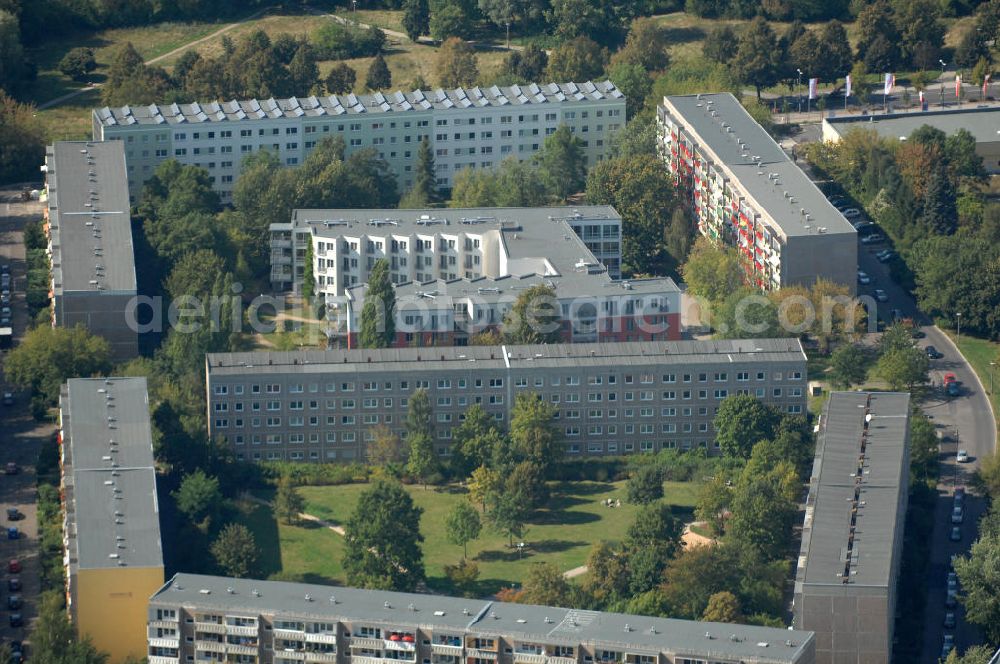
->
[92,81,626,202]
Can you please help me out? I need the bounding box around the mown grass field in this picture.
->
[240,479,699,594]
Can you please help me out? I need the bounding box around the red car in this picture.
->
[8,559,20,574]
[943,373,957,385]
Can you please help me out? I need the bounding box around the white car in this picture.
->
[957,449,969,463]
[842,208,862,218]
[874,289,889,302]
[952,506,964,524]
[857,271,871,285]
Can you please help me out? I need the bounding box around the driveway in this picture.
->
[0,189,55,644]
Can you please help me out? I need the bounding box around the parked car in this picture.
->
[943,372,957,385]
[947,571,958,590]
[8,577,21,592]
[861,233,884,244]
[842,208,862,218]
[8,559,21,574]
[874,289,889,302]
[5,508,20,521]
[1,265,9,274]
[2,393,13,406]
[876,249,896,262]
[957,449,970,463]
[955,487,966,502]
[952,506,964,524]
[950,526,962,541]
[8,613,22,628]
[946,589,958,607]
[948,381,961,397]
[942,635,955,660]
[7,596,21,610]
[925,346,943,359]
[4,462,16,475]
[857,270,871,285]
[944,612,956,628]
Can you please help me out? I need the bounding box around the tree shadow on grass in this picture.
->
[236,503,283,578]
[531,509,600,526]
[661,26,706,45]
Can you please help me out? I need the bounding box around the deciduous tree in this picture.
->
[537,124,586,200]
[325,63,357,94]
[343,480,425,590]
[521,562,573,606]
[829,343,868,388]
[545,36,607,82]
[509,392,561,474]
[436,38,479,88]
[954,529,1000,642]
[5,325,111,405]
[681,237,745,306]
[713,394,780,459]
[445,500,482,558]
[59,47,97,81]
[173,469,223,527]
[211,523,258,578]
[402,0,430,41]
[732,17,782,99]
[502,284,562,344]
[274,476,306,525]
[626,465,664,504]
[702,591,743,623]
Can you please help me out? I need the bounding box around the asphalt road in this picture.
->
[0,189,55,647]
[853,228,997,661]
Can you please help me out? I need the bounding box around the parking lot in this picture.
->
[0,187,54,647]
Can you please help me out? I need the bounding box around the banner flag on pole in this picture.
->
[956,74,962,97]
[984,74,990,96]
[883,73,894,95]
[845,74,852,97]
[808,78,818,100]
[919,90,925,104]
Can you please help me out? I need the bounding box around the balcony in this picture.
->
[305,633,338,645]
[466,649,497,660]
[195,622,227,634]
[430,644,463,656]
[195,640,227,653]
[304,653,338,663]
[149,638,180,649]
[352,656,382,664]
[274,629,306,640]
[149,657,179,664]
[384,640,415,652]
[550,657,577,664]
[226,625,259,637]
[350,637,384,649]
[275,651,306,662]
[226,644,259,656]
[513,653,547,664]
[271,240,292,250]
[149,620,178,629]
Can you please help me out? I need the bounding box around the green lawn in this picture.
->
[945,330,1000,436]
[254,479,698,594]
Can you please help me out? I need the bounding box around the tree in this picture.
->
[608,62,652,117]
[624,502,682,594]
[402,0,430,41]
[546,36,607,82]
[0,90,46,184]
[713,394,780,459]
[546,0,633,45]
[211,523,258,578]
[406,432,438,487]
[288,44,319,95]
[661,544,742,619]
[173,469,223,526]
[829,343,868,388]
[509,392,561,474]
[443,558,480,593]
[59,47,97,81]
[365,53,392,90]
[436,38,479,88]
[359,258,396,348]
[703,25,738,64]
[506,459,549,508]
[583,541,630,603]
[954,530,1000,642]
[5,325,111,405]
[343,480,425,590]
[728,464,799,560]
[731,17,782,99]
[445,500,482,558]
[408,137,437,206]
[325,63,357,94]
[521,562,573,606]
[975,454,1000,500]
[586,154,681,275]
[368,424,405,466]
[274,476,306,525]
[909,414,939,482]
[681,237,745,306]
[430,2,474,41]
[489,488,530,547]
[537,124,586,201]
[626,465,664,504]
[855,1,901,72]
[612,17,670,73]
[29,592,108,664]
[944,646,999,664]
[920,164,958,235]
[817,21,852,83]
[875,346,929,391]
[450,404,500,477]
[0,10,27,92]
[702,591,743,623]
[502,284,562,344]
[406,387,434,441]
[878,323,914,356]
[505,44,548,82]
[695,475,732,536]
[468,464,503,511]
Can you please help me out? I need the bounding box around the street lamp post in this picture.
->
[956,312,962,339]
[797,69,803,113]
[990,361,996,395]
[940,59,947,107]
[505,21,510,50]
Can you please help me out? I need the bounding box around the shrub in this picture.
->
[312,21,385,60]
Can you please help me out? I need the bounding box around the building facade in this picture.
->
[60,377,163,662]
[657,94,857,292]
[793,392,910,664]
[44,141,139,359]
[822,106,1000,174]
[205,339,807,463]
[92,81,625,202]
[271,206,681,348]
[147,573,817,664]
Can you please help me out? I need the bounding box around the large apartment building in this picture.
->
[59,377,164,662]
[92,81,625,202]
[657,93,857,292]
[822,106,1000,174]
[205,338,807,463]
[43,141,139,359]
[793,392,910,664]
[147,573,817,664]
[271,206,681,348]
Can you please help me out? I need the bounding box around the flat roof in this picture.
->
[61,377,162,571]
[46,141,137,294]
[207,338,806,377]
[824,106,1000,144]
[661,94,855,239]
[154,573,814,662]
[798,392,909,589]
[94,81,623,127]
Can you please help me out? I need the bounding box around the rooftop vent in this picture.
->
[227,587,234,594]
[305,594,313,602]
[252,589,260,597]
[199,589,211,595]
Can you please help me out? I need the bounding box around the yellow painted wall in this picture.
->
[75,566,164,663]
